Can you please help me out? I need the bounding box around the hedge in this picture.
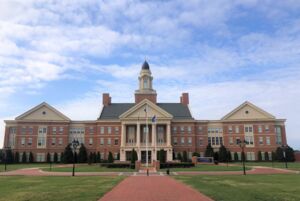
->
[160,162,195,169]
[100,163,134,169]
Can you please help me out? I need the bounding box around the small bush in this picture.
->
[160,162,195,169]
[100,163,131,168]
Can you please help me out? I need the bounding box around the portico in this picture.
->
[119,99,173,163]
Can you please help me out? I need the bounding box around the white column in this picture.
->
[167,148,173,161]
[137,123,140,147]
[152,124,157,161]
[167,123,171,146]
[121,123,126,147]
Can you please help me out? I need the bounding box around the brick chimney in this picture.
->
[103,93,111,106]
[180,93,189,105]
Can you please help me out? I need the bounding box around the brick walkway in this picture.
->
[99,175,213,201]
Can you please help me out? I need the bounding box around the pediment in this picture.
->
[119,99,173,120]
[16,102,70,121]
[221,101,275,120]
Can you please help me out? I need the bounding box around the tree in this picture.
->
[192,152,200,157]
[265,152,269,161]
[227,151,232,162]
[96,152,101,163]
[60,152,64,163]
[88,152,93,164]
[205,144,214,157]
[276,147,284,161]
[54,152,58,163]
[0,150,2,162]
[14,152,20,163]
[78,144,88,163]
[22,152,27,163]
[177,152,182,162]
[286,146,295,162]
[234,152,239,161]
[108,152,114,163]
[117,152,120,160]
[213,152,219,162]
[5,149,14,163]
[218,145,227,162]
[130,149,138,165]
[241,151,245,162]
[93,152,97,163]
[272,151,277,161]
[257,151,262,162]
[46,153,51,163]
[63,144,73,163]
[29,152,34,163]
[182,151,188,162]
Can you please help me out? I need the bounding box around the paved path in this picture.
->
[99,175,213,201]
[0,166,298,177]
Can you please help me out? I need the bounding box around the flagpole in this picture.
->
[146,104,148,170]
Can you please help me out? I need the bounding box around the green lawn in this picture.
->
[0,176,124,201]
[241,162,300,171]
[176,174,300,201]
[42,164,135,172]
[0,163,49,172]
[161,164,251,172]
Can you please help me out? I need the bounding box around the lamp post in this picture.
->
[237,139,247,175]
[4,146,11,172]
[71,139,79,176]
[281,145,288,169]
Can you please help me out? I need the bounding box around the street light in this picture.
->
[71,139,80,176]
[237,139,247,175]
[4,146,11,172]
[281,145,288,169]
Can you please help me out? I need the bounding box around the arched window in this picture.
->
[143,77,148,89]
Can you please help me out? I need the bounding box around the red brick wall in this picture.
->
[135,94,157,104]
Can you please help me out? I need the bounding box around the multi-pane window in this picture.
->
[100,127,104,134]
[115,127,119,134]
[21,126,26,134]
[173,137,177,145]
[100,138,104,145]
[172,126,177,134]
[52,127,57,134]
[259,137,263,145]
[28,138,32,146]
[180,126,184,133]
[69,127,85,144]
[266,137,271,145]
[114,139,119,145]
[208,137,212,145]
[188,137,192,144]
[89,138,93,145]
[21,137,25,146]
[58,138,63,145]
[108,127,112,134]
[114,153,118,160]
[235,126,239,133]
[245,125,253,133]
[199,138,203,146]
[198,126,203,132]
[265,125,269,132]
[59,127,64,133]
[229,137,233,145]
[181,137,185,144]
[52,138,56,146]
[275,126,282,145]
[228,126,233,133]
[187,126,192,134]
[208,128,223,133]
[89,127,94,134]
[107,138,111,145]
[28,127,33,134]
[245,136,254,145]
[37,127,47,148]
[258,126,263,133]
[212,137,215,145]
[235,137,240,145]
[157,126,165,144]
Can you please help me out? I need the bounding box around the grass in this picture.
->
[176,174,300,201]
[0,176,124,201]
[241,162,300,171]
[161,164,251,172]
[42,164,135,172]
[0,163,49,172]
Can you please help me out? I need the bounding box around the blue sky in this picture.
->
[0,0,300,149]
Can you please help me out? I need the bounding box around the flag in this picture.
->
[151,115,156,123]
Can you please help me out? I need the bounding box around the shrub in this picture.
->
[100,163,131,168]
[78,144,87,163]
[182,151,188,162]
[108,152,114,163]
[29,152,34,163]
[63,144,73,163]
[160,162,195,169]
[54,152,58,163]
[22,152,27,163]
[177,152,182,162]
[192,152,200,157]
[218,145,227,162]
[14,152,20,163]
[205,144,214,157]
[234,152,239,161]
[257,151,262,161]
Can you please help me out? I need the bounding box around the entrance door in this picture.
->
[141,151,151,164]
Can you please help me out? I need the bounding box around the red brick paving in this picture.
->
[98,176,213,201]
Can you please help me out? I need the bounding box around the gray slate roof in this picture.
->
[98,103,193,120]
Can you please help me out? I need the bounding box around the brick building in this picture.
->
[3,61,287,162]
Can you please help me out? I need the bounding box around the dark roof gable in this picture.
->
[98,103,193,120]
